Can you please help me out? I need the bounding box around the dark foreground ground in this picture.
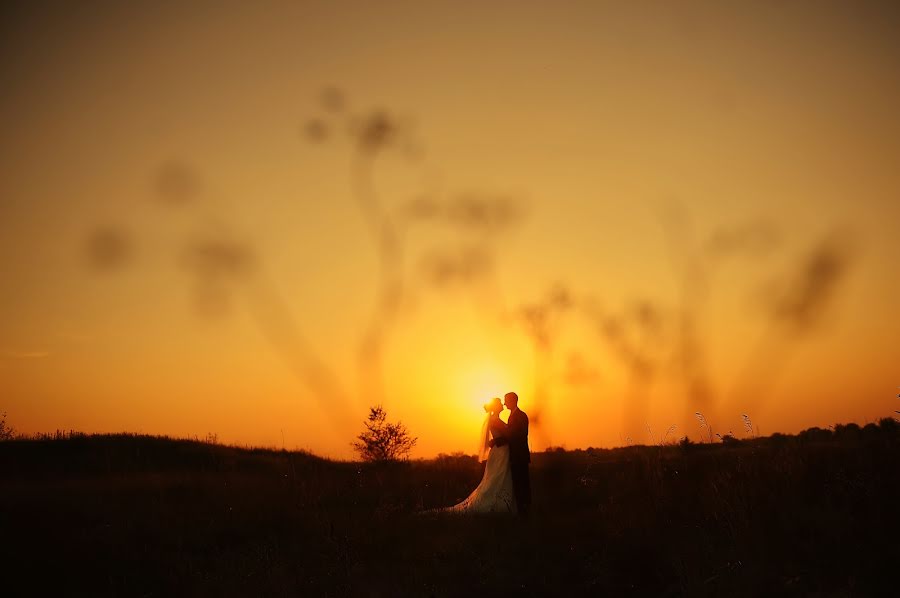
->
[1,422,899,597]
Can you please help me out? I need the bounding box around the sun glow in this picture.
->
[457,363,517,416]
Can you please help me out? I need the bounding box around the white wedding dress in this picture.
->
[446,414,516,514]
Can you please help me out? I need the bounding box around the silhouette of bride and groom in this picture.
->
[444,391,531,517]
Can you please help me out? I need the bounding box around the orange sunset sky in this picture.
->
[1,0,898,458]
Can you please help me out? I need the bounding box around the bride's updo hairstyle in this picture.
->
[483,397,502,415]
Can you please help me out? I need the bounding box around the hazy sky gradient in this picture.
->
[2,0,899,457]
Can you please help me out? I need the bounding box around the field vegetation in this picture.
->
[1,420,898,595]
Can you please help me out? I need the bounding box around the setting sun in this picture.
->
[458,365,516,412]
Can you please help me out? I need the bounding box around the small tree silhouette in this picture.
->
[0,412,15,441]
[351,405,417,462]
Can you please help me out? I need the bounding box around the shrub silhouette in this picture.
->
[0,412,14,441]
[351,405,417,462]
[799,426,833,442]
[879,417,899,436]
[720,433,740,446]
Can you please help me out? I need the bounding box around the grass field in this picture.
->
[1,421,898,596]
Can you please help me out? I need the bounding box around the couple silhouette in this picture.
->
[446,392,531,517]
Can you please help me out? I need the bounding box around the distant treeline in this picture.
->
[1,417,897,476]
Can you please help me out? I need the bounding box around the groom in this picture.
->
[501,391,531,517]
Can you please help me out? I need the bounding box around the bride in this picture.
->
[445,397,516,513]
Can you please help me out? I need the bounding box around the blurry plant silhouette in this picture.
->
[0,412,15,440]
[79,87,527,440]
[81,84,861,451]
[85,227,133,271]
[154,160,201,204]
[304,89,525,409]
[511,283,574,442]
[661,424,677,445]
[742,413,757,437]
[351,405,417,462]
[695,411,714,443]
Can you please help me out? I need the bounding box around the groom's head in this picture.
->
[503,392,518,410]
